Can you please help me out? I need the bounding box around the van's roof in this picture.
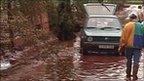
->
[84,3,117,15]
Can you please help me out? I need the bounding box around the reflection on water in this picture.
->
[0,56,11,70]
[0,36,143,81]
[73,37,144,81]
[43,35,144,81]
[78,55,126,81]
[77,54,144,81]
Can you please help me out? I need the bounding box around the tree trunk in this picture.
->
[7,1,14,50]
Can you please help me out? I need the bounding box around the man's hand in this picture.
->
[118,46,125,55]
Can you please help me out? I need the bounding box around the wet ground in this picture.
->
[78,54,144,81]
[0,36,144,81]
[1,5,144,81]
[74,37,144,81]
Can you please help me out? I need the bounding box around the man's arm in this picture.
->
[118,27,126,53]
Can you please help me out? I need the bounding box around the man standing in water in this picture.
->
[118,14,144,81]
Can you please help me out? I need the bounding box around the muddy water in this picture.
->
[78,55,125,81]
[73,37,144,81]
[0,36,143,81]
[78,55,143,81]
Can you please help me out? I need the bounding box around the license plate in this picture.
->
[98,45,114,49]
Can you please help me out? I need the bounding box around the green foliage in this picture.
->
[56,0,88,41]
[127,0,143,4]
[56,0,76,41]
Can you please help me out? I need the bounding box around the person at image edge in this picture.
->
[118,14,144,81]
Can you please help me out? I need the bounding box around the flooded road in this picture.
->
[1,4,144,81]
[0,36,144,81]
[78,55,144,81]
[73,37,144,81]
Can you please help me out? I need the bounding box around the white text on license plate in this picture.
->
[99,45,114,49]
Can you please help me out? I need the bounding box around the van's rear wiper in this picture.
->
[98,0,111,12]
[101,3,111,12]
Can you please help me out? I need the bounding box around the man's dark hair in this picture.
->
[130,14,137,19]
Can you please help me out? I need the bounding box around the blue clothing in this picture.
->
[125,48,142,65]
[119,21,144,49]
